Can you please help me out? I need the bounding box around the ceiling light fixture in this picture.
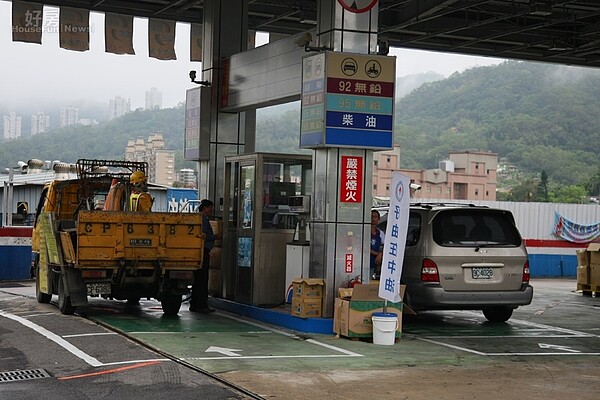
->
[299,11,316,25]
[529,1,552,16]
[548,39,573,51]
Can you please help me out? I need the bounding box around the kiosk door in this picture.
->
[235,163,255,304]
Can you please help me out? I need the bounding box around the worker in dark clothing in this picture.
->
[370,209,385,280]
[190,199,222,313]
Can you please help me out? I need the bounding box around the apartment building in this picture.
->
[3,112,22,140]
[109,96,131,119]
[145,87,163,110]
[178,168,197,188]
[124,132,175,186]
[31,112,50,136]
[59,106,79,127]
[373,147,498,201]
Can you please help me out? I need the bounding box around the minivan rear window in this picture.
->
[432,209,521,247]
[376,211,421,246]
[407,213,421,246]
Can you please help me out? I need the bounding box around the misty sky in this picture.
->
[0,1,505,109]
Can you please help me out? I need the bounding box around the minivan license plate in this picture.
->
[472,267,493,279]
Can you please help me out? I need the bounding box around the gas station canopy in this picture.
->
[17,0,600,68]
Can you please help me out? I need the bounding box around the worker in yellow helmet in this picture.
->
[129,170,153,212]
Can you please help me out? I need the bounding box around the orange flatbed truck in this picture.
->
[31,159,204,316]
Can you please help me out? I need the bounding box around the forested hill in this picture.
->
[0,107,192,171]
[395,61,600,185]
[1,61,599,188]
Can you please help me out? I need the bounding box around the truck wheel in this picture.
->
[126,297,141,305]
[35,264,52,304]
[58,277,76,315]
[161,294,182,316]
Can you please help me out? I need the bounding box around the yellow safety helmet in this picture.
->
[130,170,147,185]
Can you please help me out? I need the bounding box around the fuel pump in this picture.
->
[285,195,311,302]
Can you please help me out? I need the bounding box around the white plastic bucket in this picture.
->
[371,312,398,345]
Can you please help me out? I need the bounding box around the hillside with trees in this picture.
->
[1,61,599,201]
[394,60,600,201]
[396,61,600,183]
[0,107,195,171]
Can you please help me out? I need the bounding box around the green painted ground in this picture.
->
[88,301,493,373]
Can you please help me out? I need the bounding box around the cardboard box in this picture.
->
[333,284,404,339]
[291,298,322,318]
[292,278,324,299]
[577,265,590,285]
[209,220,223,247]
[576,249,590,267]
[586,244,600,286]
[338,288,353,299]
[587,243,600,267]
[590,264,600,287]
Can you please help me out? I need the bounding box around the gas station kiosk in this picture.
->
[221,153,312,307]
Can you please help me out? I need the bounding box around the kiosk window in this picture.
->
[269,182,296,206]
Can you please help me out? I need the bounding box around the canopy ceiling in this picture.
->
[16,0,600,67]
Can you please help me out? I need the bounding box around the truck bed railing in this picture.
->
[77,159,147,180]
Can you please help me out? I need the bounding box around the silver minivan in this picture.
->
[377,203,533,322]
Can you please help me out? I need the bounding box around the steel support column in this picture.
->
[310,0,380,318]
[198,0,255,210]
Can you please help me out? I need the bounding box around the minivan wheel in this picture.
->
[483,307,513,322]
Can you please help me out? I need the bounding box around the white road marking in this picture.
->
[205,346,243,357]
[0,309,103,367]
[416,337,487,356]
[459,310,596,337]
[135,310,364,360]
[130,331,191,335]
[538,343,580,353]
[121,312,364,360]
[509,318,596,337]
[184,354,362,361]
[99,358,170,366]
[218,312,363,357]
[484,352,600,356]
[62,332,119,338]
[420,334,588,339]
[130,330,272,335]
[414,312,599,356]
[416,336,600,357]
[0,309,169,367]
[305,338,362,356]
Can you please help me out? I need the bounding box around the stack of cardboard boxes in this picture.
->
[333,284,405,340]
[291,278,324,318]
[577,243,600,291]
